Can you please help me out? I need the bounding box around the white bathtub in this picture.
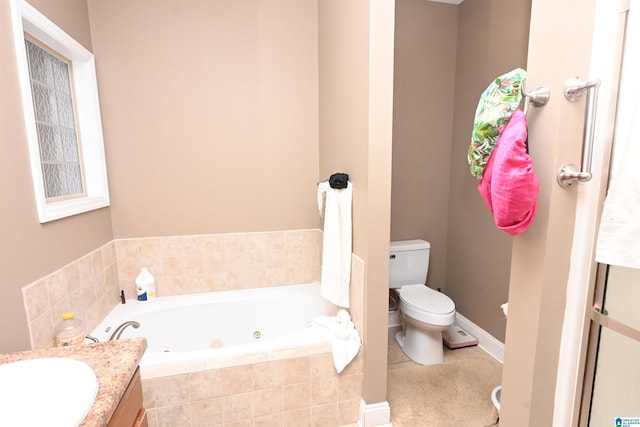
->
[91,282,337,377]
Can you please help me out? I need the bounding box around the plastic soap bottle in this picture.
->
[55,312,86,347]
[136,267,156,303]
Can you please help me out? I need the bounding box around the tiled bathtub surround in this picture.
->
[22,241,120,349]
[21,228,366,424]
[140,252,366,426]
[115,230,321,300]
[22,230,323,349]
[142,348,364,427]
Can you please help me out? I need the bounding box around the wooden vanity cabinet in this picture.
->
[107,367,147,427]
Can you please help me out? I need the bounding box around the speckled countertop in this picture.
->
[0,337,147,427]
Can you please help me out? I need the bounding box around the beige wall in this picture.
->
[319,0,394,408]
[445,0,531,342]
[391,0,458,291]
[87,0,320,238]
[0,0,113,353]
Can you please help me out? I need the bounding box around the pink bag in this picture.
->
[478,110,539,236]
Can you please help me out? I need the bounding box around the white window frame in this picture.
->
[10,0,110,223]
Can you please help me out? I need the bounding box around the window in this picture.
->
[25,38,84,200]
[11,0,109,223]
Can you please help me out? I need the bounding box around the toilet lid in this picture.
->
[399,284,455,314]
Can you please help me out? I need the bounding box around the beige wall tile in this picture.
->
[91,249,104,277]
[46,273,66,307]
[337,373,363,402]
[94,271,107,296]
[117,254,142,282]
[311,377,337,405]
[101,241,116,268]
[283,383,310,411]
[105,264,119,298]
[190,397,223,426]
[50,299,73,330]
[67,289,85,323]
[283,230,303,249]
[284,409,311,427]
[188,369,224,401]
[265,268,287,287]
[138,238,163,261]
[337,398,360,425]
[22,280,50,321]
[310,352,334,380]
[224,419,254,427]
[29,311,54,349]
[84,300,105,333]
[143,374,190,408]
[151,403,191,427]
[162,256,184,277]
[63,263,82,294]
[311,402,338,427]
[24,240,123,349]
[81,276,98,308]
[253,360,283,390]
[77,255,93,286]
[184,251,205,276]
[223,392,254,423]
[255,413,284,427]
[221,365,253,395]
[254,387,283,417]
[283,357,310,385]
[160,237,183,258]
[145,408,158,427]
[114,230,320,297]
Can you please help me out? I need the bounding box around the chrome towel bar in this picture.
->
[557,77,601,188]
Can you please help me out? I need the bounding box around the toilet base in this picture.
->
[395,326,445,365]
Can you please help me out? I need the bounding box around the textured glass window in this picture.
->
[25,39,84,199]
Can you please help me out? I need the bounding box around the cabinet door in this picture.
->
[107,368,145,427]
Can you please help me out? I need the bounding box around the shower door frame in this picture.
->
[578,264,640,426]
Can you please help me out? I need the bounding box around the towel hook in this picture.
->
[520,78,551,116]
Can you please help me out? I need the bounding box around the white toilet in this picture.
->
[390,239,456,365]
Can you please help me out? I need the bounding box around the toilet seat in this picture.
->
[398,284,455,314]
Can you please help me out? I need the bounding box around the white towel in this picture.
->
[308,309,361,373]
[317,181,352,308]
[595,8,640,269]
[501,303,509,317]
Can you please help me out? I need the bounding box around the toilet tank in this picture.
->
[389,240,430,289]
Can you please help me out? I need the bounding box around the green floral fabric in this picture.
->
[468,68,526,179]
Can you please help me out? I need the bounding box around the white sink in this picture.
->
[0,357,98,427]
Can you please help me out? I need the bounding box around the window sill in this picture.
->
[39,196,110,223]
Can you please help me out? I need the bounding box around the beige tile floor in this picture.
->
[387,326,502,427]
[336,326,503,427]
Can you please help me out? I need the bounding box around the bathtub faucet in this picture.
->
[109,321,141,340]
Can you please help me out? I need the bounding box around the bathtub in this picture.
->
[90,282,337,377]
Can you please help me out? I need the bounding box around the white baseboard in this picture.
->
[358,400,391,427]
[455,313,504,364]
